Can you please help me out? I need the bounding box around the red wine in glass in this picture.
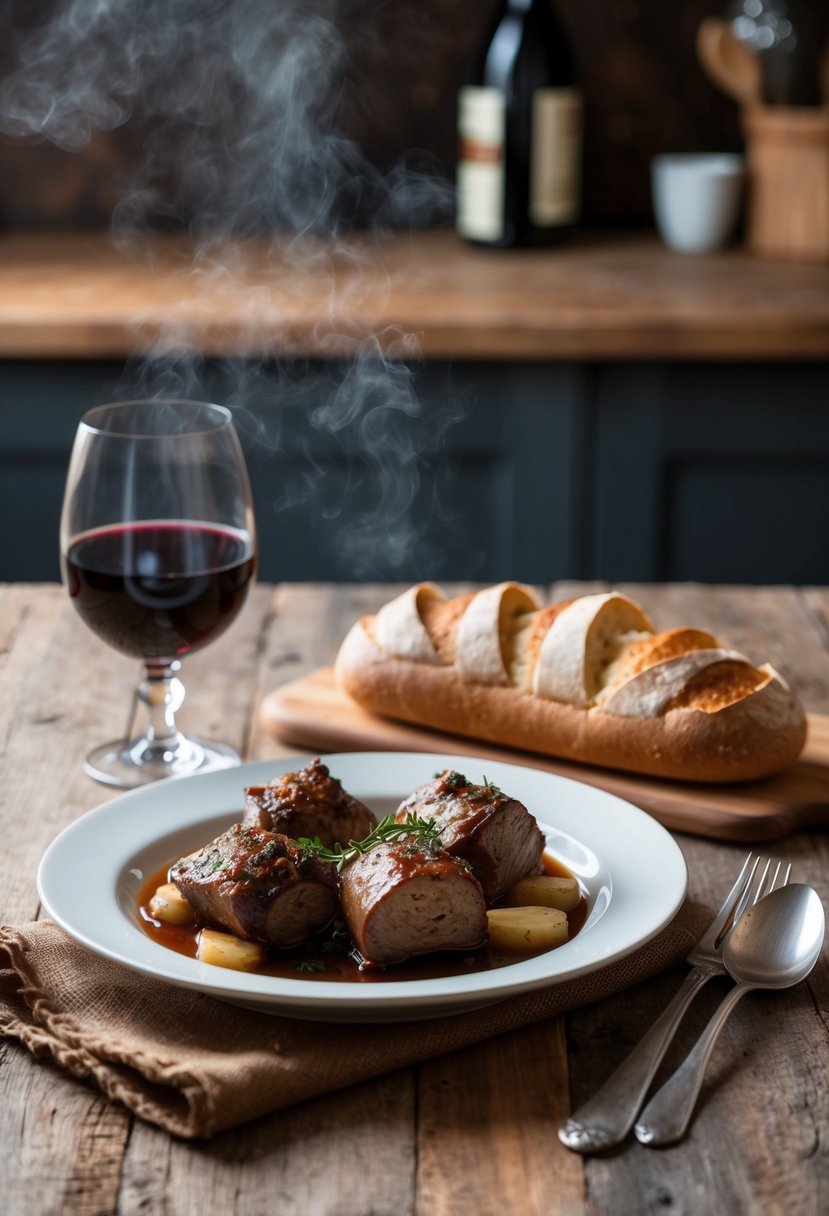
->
[65,522,256,662]
[60,400,258,788]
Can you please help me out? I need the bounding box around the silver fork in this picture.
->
[558,853,771,1153]
[634,859,792,1147]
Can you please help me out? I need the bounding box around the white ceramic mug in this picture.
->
[651,153,745,254]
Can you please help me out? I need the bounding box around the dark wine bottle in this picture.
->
[456,0,582,248]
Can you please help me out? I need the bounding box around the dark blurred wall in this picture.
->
[0,0,816,231]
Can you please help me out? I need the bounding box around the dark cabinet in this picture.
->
[1,357,827,584]
[592,363,829,584]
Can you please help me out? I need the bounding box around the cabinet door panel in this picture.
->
[667,458,829,584]
[593,363,829,584]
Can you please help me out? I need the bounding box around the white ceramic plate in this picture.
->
[37,752,687,1022]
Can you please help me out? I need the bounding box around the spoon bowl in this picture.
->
[723,883,825,988]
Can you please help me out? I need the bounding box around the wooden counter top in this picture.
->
[1,229,828,360]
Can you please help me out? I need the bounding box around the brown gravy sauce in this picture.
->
[137,852,588,984]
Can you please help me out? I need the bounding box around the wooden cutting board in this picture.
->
[258,667,829,843]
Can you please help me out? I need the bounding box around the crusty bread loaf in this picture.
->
[334,582,807,782]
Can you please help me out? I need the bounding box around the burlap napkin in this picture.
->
[0,902,708,1139]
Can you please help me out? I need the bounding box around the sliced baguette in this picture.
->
[337,583,807,783]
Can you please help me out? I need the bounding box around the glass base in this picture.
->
[83,735,240,789]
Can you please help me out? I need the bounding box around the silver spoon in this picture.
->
[635,884,825,1147]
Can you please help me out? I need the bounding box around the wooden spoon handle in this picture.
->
[697,17,762,107]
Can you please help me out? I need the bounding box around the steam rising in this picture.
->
[1,0,461,577]
[2,0,452,234]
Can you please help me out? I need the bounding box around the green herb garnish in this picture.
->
[481,776,502,796]
[295,960,326,974]
[298,813,444,872]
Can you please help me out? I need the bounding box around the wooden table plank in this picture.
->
[120,1073,417,1216]
[1,582,828,1216]
[0,1080,130,1216]
[416,1021,586,1216]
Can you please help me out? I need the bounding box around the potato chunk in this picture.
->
[148,882,197,926]
[505,875,581,913]
[486,906,569,953]
[196,928,266,972]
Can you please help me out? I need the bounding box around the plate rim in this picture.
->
[37,751,688,1018]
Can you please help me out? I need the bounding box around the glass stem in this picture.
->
[131,661,191,764]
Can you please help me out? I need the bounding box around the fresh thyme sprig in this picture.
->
[298,812,445,871]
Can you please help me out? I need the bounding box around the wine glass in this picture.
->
[60,399,258,788]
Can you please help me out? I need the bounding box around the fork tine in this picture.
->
[719,855,767,942]
[711,853,760,949]
[740,857,793,913]
[753,857,773,904]
[758,860,782,902]
[762,860,792,898]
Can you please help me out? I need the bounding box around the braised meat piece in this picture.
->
[396,771,545,903]
[171,824,339,948]
[242,757,375,849]
[340,839,488,965]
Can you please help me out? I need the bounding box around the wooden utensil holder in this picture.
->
[742,105,829,262]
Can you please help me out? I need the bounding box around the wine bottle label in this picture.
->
[530,88,582,226]
[457,86,505,241]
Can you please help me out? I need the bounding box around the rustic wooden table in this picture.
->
[1,581,827,1216]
